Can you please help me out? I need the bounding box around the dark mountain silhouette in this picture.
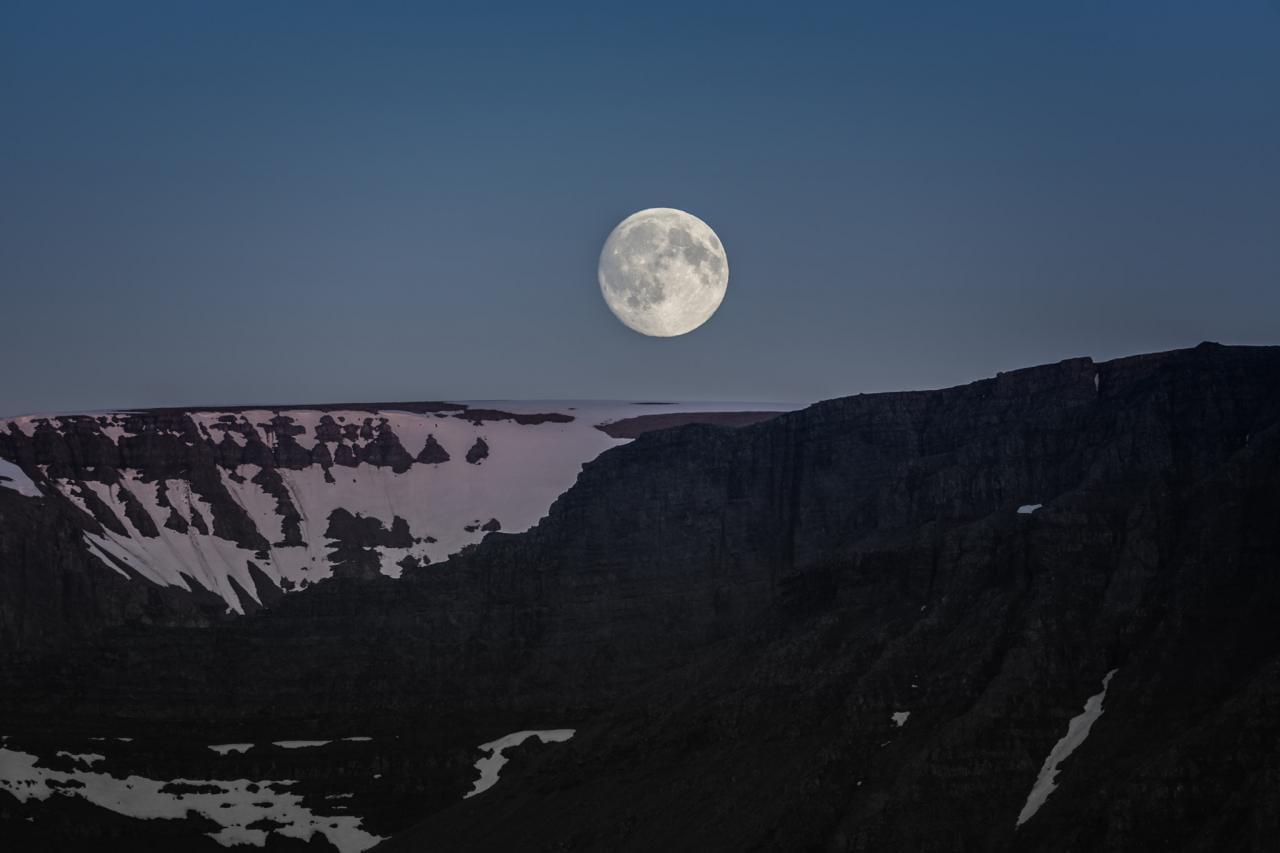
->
[2,343,1279,851]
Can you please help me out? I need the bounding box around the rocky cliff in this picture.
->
[3,343,1279,851]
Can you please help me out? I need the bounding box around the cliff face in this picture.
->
[390,345,1280,717]
[3,344,1280,851]
[389,346,1280,853]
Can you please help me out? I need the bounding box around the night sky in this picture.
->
[3,1,1278,416]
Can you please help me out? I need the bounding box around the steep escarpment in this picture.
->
[0,485,232,657]
[387,417,1280,852]
[3,344,1280,851]
[388,344,1280,850]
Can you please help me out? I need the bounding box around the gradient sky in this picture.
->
[3,1,1278,416]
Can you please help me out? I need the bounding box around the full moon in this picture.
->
[598,208,729,337]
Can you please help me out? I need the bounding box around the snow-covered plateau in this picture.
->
[0,401,796,612]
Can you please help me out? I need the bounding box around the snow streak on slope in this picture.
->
[2,402,797,611]
[464,729,576,799]
[0,458,40,497]
[73,473,279,611]
[1016,669,1118,827]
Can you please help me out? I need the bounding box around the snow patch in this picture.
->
[1017,504,1043,515]
[0,747,381,852]
[55,751,105,766]
[0,459,40,497]
[208,743,253,756]
[272,740,331,749]
[1016,669,1118,827]
[464,729,575,799]
[891,711,910,727]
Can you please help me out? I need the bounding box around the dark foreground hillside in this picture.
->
[4,342,1280,851]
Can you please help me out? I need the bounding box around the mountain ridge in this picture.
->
[3,342,1280,851]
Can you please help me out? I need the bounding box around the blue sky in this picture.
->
[3,1,1278,415]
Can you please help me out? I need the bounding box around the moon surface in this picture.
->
[598,208,728,337]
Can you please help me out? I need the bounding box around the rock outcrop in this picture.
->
[465,437,489,464]
[415,434,450,464]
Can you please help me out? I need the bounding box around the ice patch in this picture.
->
[1017,504,1042,515]
[0,459,40,497]
[891,711,910,727]
[0,746,381,852]
[464,729,575,799]
[1016,669,1118,827]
